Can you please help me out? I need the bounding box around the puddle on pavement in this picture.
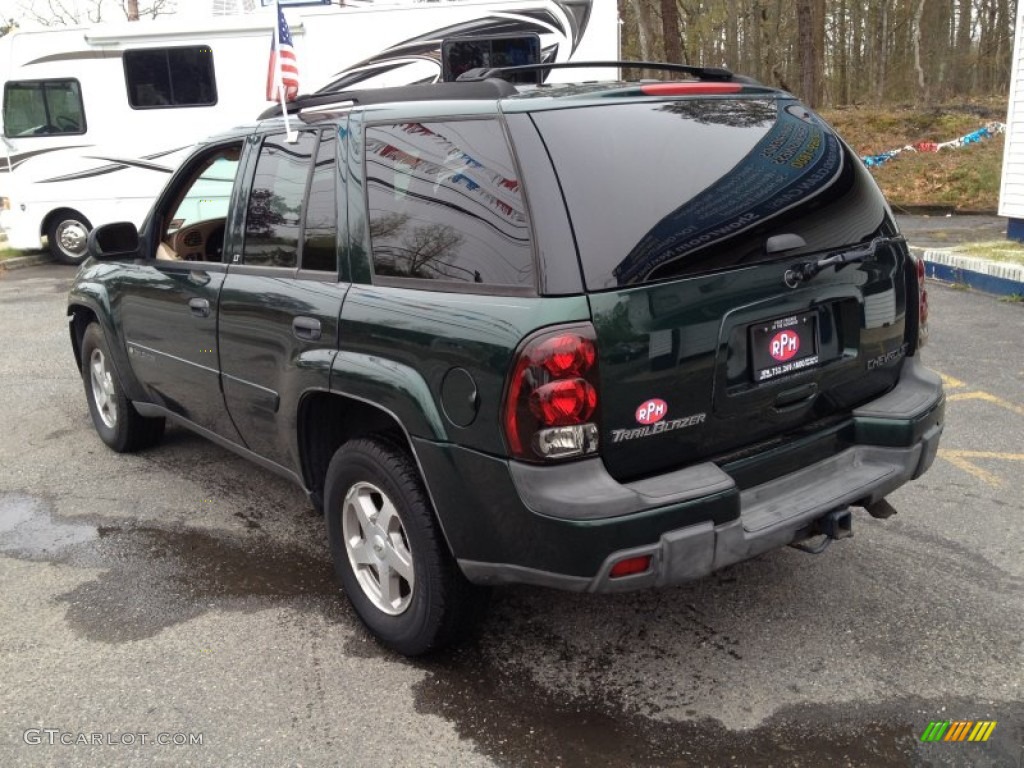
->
[0,494,98,554]
[408,640,1023,767]
[0,492,346,642]
[331,600,1024,767]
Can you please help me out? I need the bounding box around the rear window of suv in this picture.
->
[365,119,534,288]
[530,98,887,289]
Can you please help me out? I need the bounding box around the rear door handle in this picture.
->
[292,316,322,341]
[773,382,818,410]
[188,297,210,318]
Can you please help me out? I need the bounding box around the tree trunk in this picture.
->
[836,0,848,104]
[876,3,888,102]
[956,0,973,92]
[851,0,862,101]
[628,0,656,61]
[126,0,140,21]
[797,0,815,105]
[726,0,739,68]
[913,0,928,101]
[661,0,682,63]
[812,0,825,106]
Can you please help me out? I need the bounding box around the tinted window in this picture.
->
[531,100,887,288]
[366,120,533,287]
[243,132,317,268]
[301,130,337,272]
[3,80,85,137]
[124,47,217,108]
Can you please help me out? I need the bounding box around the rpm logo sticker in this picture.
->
[769,330,800,362]
[635,399,667,425]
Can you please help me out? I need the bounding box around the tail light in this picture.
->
[639,83,744,96]
[503,324,600,461]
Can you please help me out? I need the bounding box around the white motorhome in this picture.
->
[0,0,617,263]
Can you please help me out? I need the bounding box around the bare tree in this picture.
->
[17,0,175,25]
[617,0,1013,107]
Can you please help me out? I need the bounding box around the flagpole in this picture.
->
[274,1,297,143]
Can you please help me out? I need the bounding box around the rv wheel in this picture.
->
[47,211,92,265]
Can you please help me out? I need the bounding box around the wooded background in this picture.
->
[2,1,1018,109]
[620,0,1018,107]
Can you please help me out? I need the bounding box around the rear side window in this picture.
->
[301,130,337,272]
[365,119,533,288]
[124,46,217,108]
[531,99,887,289]
[3,79,85,137]
[242,131,317,268]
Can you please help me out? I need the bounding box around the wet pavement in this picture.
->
[1,264,1022,767]
[2,489,1021,767]
[895,213,1007,249]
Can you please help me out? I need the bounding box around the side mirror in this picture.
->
[87,222,140,261]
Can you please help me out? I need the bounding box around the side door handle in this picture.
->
[292,316,322,341]
[188,297,211,318]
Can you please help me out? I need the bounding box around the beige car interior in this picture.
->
[157,145,241,262]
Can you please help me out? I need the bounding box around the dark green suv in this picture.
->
[68,65,944,656]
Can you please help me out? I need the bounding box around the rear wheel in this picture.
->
[47,211,91,265]
[81,323,165,452]
[325,437,487,656]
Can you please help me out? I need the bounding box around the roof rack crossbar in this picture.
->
[258,80,519,121]
[457,60,740,83]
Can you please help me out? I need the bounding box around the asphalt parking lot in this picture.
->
[0,260,1021,767]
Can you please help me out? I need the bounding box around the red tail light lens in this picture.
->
[529,379,597,426]
[503,325,600,461]
[639,83,743,96]
[610,555,652,578]
[533,334,596,377]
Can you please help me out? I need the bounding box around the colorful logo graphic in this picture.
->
[920,720,997,742]
[769,329,800,362]
[635,398,667,425]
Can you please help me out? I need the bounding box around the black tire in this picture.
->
[47,211,91,265]
[81,323,165,453]
[324,437,487,656]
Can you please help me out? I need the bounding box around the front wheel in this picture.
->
[81,323,165,452]
[324,437,487,656]
[47,211,91,265]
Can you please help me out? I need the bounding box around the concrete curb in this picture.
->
[0,252,54,271]
[912,246,1024,298]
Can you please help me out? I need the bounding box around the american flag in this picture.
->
[266,3,299,102]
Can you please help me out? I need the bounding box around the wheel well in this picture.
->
[298,392,409,512]
[68,305,98,371]
[43,207,91,238]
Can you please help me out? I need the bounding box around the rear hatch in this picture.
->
[528,95,911,482]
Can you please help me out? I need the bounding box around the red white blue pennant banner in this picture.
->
[862,122,1006,167]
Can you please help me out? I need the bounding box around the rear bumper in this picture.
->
[417,358,944,592]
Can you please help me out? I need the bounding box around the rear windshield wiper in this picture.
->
[784,235,905,288]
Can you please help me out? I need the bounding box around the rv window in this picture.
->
[3,80,85,137]
[124,47,217,109]
[365,120,533,287]
[242,131,318,269]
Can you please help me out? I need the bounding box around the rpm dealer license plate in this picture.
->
[750,313,819,382]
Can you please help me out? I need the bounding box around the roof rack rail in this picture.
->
[258,79,518,121]
[456,60,762,85]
